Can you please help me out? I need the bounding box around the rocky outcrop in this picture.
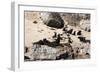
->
[33,34,62,48]
[24,43,73,61]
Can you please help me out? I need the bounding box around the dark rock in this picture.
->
[34,40,44,45]
[63,28,66,31]
[55,34,61,45]
[71,49,74,53]
[67,29,73,34]
[76,49,80,53]
[72,31,76,35]
[85,27,91,32]
[52,32,57,38]
[85,53,90,56]
[33,35,63,48]
[78,37,90,43]
[43,38,51,45]
[72,53,75,59]
[25,46,28,53]
[78,37,86,42]
[85,27,87,31]
[47,19,64,28]
[42,13,64,28]
[50,28,56,30]
[33,21,37,24]
[68,36,73,43]
[56,52,69,60]
[33,34,64,48]
[24,56,30,60]
[77,30,82,35]
[88,29,91,32]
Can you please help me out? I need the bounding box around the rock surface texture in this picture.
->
[24,11,90,61]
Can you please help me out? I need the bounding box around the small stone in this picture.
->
[33,21,37,24]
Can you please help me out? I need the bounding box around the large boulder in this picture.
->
[40,12,64,28]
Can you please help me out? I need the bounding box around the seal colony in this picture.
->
[24,11,90,61]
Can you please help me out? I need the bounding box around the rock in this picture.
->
[85,27,91,32]
[78,37,90,43]
[72,53,75,59]
[87,28,91,32]
[32,45,57,60]
[33,21,37,24]
[77,30,82,35]
[24,46,29,53]
[56,52,69,60]
[52,32,57,38]
[40,12,64,28]
[72,31,76,35]
[24,56,30,60]
[78,37,86,42]
[67,29,73,34]
[33,34,63,47]
[34,40,44,45]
